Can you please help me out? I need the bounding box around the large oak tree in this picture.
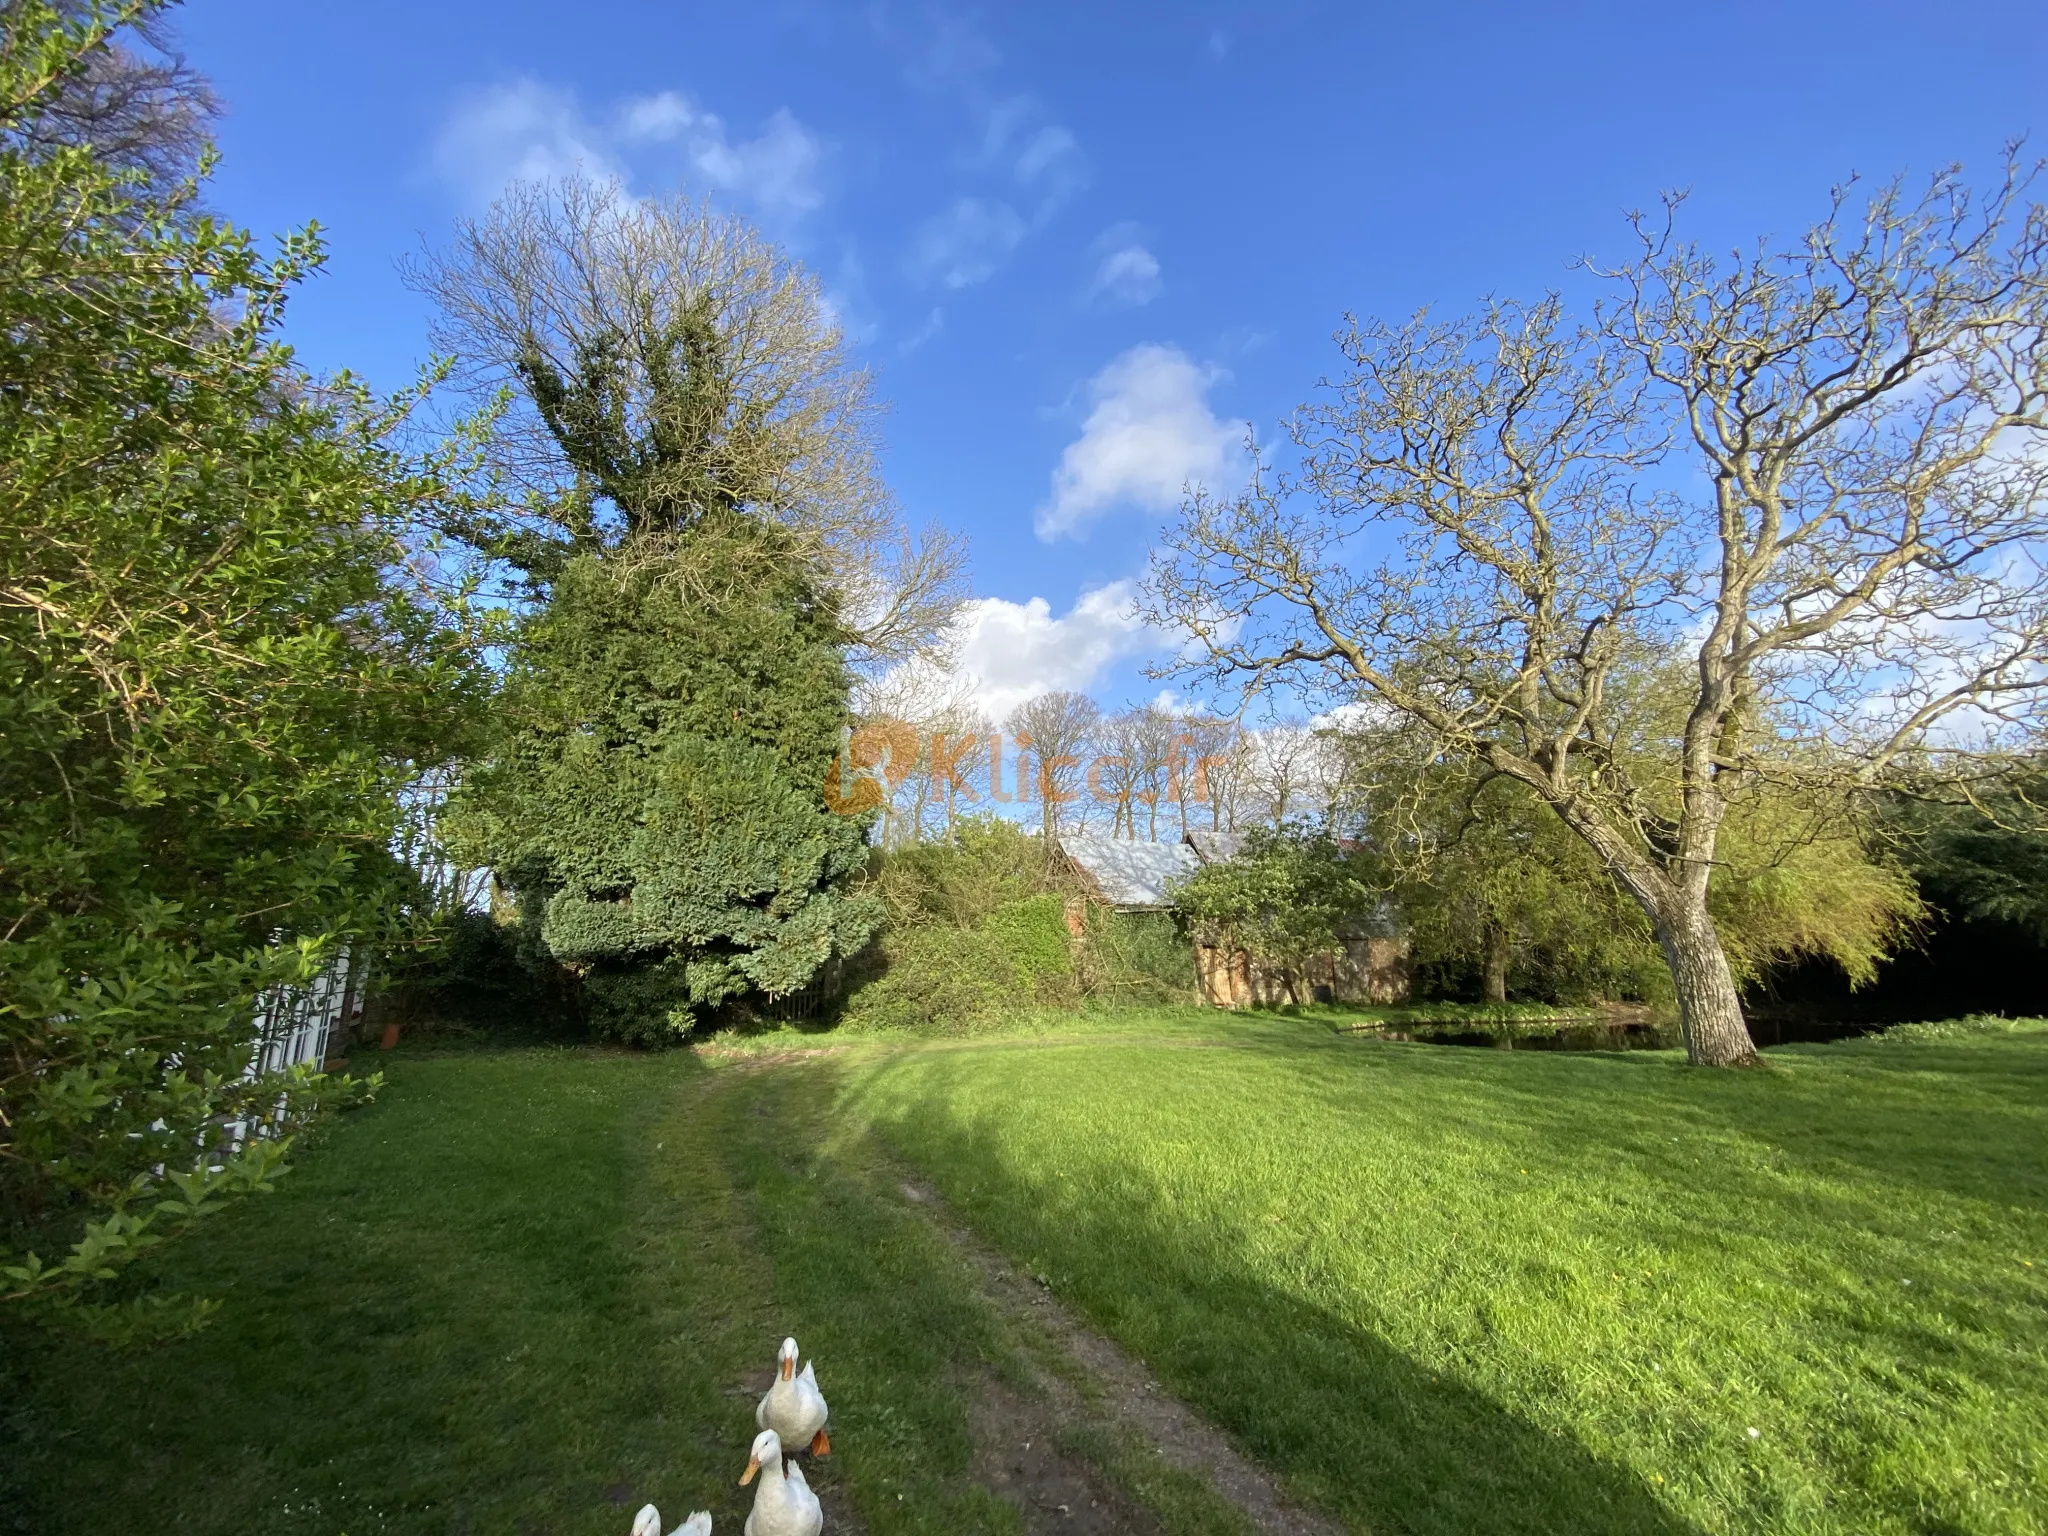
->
[1148,163,2048,1065]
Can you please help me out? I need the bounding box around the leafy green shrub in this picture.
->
[842,824,1201,1029]
[580,958,699,1046]
[379,910,581,1038]
[1083,909,1196,1002]
[0,5,483,1335]
[984,895,1075,990]
[867,816,1060,927]
[842,893,1082,1034]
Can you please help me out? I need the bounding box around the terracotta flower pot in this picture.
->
[379,1022,401,1051]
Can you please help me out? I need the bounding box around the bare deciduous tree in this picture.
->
[1149,161,2048,1066]
[408,177,968,661]
[1169,711,1241,836]
[8,2,220,188]
[1236,718,1338,830]
[1007,690,1101,840]
[857,656,988,844]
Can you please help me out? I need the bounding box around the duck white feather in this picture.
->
[739,1428,821,1536]
[631,1505,711,1536]
[755,1337,831,1456]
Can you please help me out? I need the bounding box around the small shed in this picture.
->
[1059,830,1411,1008]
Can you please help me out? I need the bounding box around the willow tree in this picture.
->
[1149,162,2048,1066]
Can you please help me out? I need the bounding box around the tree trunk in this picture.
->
[1482,923,1509,1004]
[1654,896,1759,1067]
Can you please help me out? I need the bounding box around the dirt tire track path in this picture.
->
[895,1176,1348,1536]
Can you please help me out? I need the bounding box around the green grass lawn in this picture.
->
[2,1045,1036,1535]
[6,1012,2045,1535]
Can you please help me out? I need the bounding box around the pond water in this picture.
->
[1358,1015,1883,1052]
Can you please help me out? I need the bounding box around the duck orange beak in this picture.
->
[740,1456,760,1486]
[781,1356,794,1380]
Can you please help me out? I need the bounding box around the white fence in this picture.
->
[249,946,370,1077]
[216,948,371,1152]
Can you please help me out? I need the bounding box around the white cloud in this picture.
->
[908,196,1029,289]
[977,96,1087,204]
[948,580,1158,720]
[1036,345,1244,541]
[622,94,824,217]
[432,78,824,219]
[432,79,621,205]
[897,306,945,355]
[904,91,1085,291]
[1012,123,1086,203]
[1087,224,1162,307]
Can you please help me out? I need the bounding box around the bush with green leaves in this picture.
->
[1082,908,1196,1001]
[1891,762,2048,941]
[841,818,1196,1032]
[840,894,1078,1034]
[0,2,484,1337]
[1174,827,1381,1000]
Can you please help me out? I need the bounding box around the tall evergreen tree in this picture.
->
[426,182,897,1038]
[453,521,877,1041]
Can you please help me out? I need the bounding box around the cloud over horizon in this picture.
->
[947,579,1159,720]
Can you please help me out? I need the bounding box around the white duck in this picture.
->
[630,1505,711,1536]
[739,1428,822,1536]
[755,1336,831,1456]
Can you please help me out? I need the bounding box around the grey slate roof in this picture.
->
[1060,833,1200,909]
[1183,829,1246,865]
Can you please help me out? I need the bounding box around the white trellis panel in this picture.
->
[249,946,368,1078]
[218,948,370,1151]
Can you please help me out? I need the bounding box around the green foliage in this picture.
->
[1173,827,1379,989]
[981,894,1075,987]
[841,818,1197,1031]
[449,526,876,1041]
[1333,725,1923,1003]
[1363,768,1668,1004]
[1081,909,1195,1001]
[864,814,1060,927]
[1892,765,2048,940]
[1707,798,1926,987]
[0,2,482,1330]
[841,894,1076,1035]
[378,908,578,1037]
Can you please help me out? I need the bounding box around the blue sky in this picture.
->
[174,0,2046,719]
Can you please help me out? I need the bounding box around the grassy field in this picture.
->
[5,1010,2044,1535]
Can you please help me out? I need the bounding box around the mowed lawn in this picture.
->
[6,1013,2045,1536]
[844,1014,2048,1534]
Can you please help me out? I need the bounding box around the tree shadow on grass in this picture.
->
[847,1072,1701,1536]
[1335,1035,2048,1223]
